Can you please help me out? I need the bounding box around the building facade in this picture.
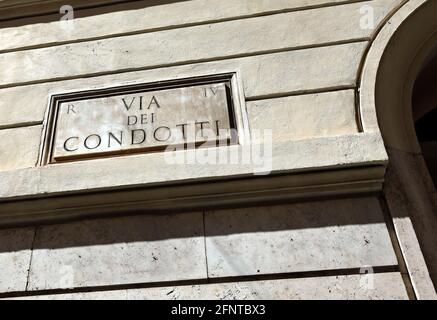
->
[0,0,436,299]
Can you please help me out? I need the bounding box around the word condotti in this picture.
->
[61,118,226,152]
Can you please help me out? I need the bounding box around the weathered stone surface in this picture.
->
[0,42,366,128]
[0,125,42,171]
[10,272,408,300]
[0,0,423,303]
[248,90,358,141]
[0,0,369,52]
[0,132,388,201]
[0,227,34,293]
[205,197,397,277]
[27,212,206,290]
[384,147,437,299]
[128,272,410,300]
[0,0,397,87]
[0,86,47,129]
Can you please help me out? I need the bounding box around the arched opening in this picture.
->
[359,0,437,298]
[413,52,437,187]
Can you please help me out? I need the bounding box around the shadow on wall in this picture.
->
[0,196,386,251]
[413,52,437,188]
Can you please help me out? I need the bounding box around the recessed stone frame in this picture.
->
[39,73,247,166]
[359,0,437,299]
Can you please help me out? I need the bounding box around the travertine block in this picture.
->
[0,42,366,128]
[248,90,358,140]
[0,125,42,171]
[0,0,366,52]
[0,227,34,293]
[27,212,206,290]
[205,197,397,277]
[0,0,394,87]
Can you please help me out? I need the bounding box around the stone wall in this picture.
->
[2,197,408,299]
[0,0,426,299]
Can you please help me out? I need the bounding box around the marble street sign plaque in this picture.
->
[47,81,236,163]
